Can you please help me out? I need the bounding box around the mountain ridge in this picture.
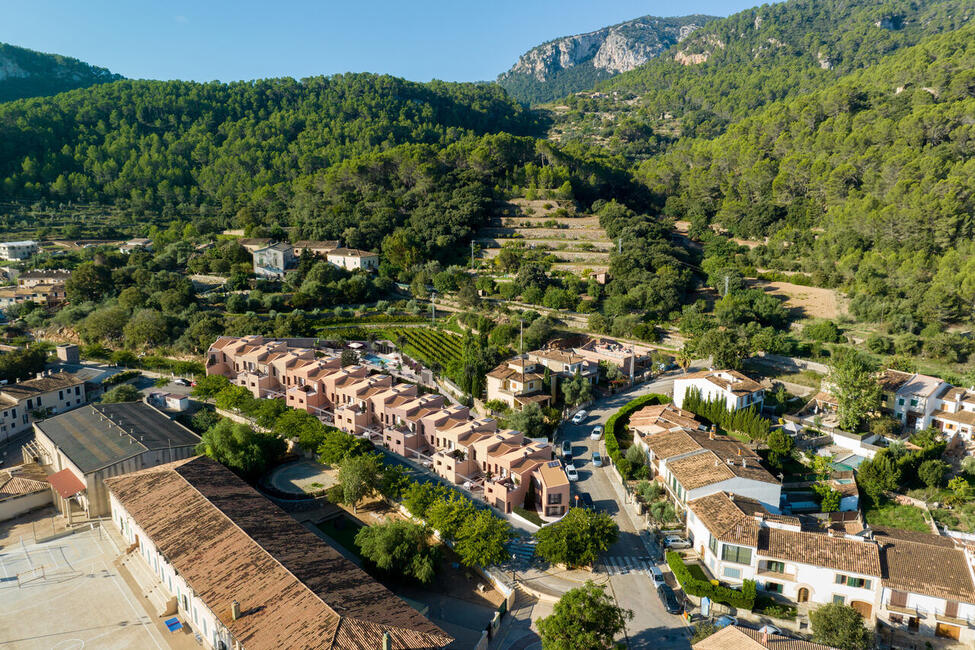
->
[0,42,122,102]
[497,14,718,105]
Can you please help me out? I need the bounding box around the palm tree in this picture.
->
[676,349,692,375]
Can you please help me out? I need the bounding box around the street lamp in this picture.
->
[574,494,579,509]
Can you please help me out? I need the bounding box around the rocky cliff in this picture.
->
[0,42,122,103]
[498,14,717,104]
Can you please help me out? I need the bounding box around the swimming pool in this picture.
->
[361,353,387,366]
[832,454,867,472]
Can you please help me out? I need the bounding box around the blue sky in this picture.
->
[4,1,757,83]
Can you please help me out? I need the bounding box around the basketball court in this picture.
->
[0,526,169,650]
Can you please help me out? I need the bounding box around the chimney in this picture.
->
[762,629,769,646]
[231,600,241,620]
[741,458,746,468]
[382,632,392,650]
[709,428,714,440]
[737,447,741,456]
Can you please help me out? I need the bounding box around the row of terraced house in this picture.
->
[205,335,570,518]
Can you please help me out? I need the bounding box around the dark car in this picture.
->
[657,584,683,615]
[561,439,573,463]
[576,492,594,509]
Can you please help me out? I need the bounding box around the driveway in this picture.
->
[554,371,702,649]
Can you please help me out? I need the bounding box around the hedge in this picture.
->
[604,393,669,478]
[667,551,756,610]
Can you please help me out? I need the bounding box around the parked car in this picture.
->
[590,425,603,440]
[565,464,579,482]
[571,410,587,424]
[715,615,738,629]
[592,451,603,467]
[561,440,572,463]
[757,624,781,636]
[663,535,691,549]
[649,565,665,587]
[173,378,191,386]
[577,492,594,509]
[657,584,683,615]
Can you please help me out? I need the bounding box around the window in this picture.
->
[910,398,919,407]
[709,535,718,556]
[836,574,872,589]
[833,595,846,605]
[36,396,41,406]
[765,582,783,594]
[75,386,80,395]
[766,561,785,574]
[26,399,32,409]
[897,397,905,406]
[547,492,562,505]
[58,390,63,400]
[721,544,752,565]
[723,567,741,579]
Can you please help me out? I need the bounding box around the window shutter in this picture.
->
[890,590,908,608]
[945,600,959,618]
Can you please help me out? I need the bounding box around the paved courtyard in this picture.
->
[0,526,170,650]
[267,459,337,494]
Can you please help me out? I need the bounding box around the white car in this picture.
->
[571,410,587,424]
[173,378,191,386]
[589,425,603,440]
[649,565,665,586]
[565,464,579,481]
[663,535,691,549]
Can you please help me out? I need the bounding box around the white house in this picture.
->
[644,428,781,512]
[686,492,882,621]
[874,527,975,644]
[252,242,296,278]
[326,247,379,271]
[930,385,975,440]
[673,370,765,411]
[105,456,451,650]
[0,240,38,261]
[877,370,949,431]
[0,371,87,443]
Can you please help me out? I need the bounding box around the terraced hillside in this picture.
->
[475,199,613,274]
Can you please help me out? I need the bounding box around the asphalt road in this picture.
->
[556,371,697,649]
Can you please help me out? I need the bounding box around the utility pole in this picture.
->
[519,319,524,354]
[471,240,475,268]
[430,292,436,323]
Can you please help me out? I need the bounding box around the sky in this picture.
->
[3,1,758,84]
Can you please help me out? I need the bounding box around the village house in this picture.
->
[292,239,340,257]
[105,456,451,650]
[931,385,975,440]
[0,371,87,443]
[642,426,781,512]
[0,282,67,308]
[326,247,380,271]
[486,356,550,411]
[686,492,882,620]
[571,337,653,378]
[673,369,765,412]
[16,268,71,288]
[526,348,598,391]
[119,238,153,254]
[629,403,705,438]
[694,625,837,650]
[0,240,38,261]
[877,369,949,431]
[252,242,296,278]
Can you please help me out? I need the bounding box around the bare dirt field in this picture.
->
[749,279,847,320]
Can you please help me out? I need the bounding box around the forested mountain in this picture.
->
[552,0,972,158]
[0,42,121,102]
[497,14,716,105]
[0,73,665,266]
[639,23,975,329]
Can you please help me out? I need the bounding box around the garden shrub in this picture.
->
[667,551,756,610]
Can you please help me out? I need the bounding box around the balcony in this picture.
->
[757,568,797,582]
[885,602,924,617]
[935,610,975,627]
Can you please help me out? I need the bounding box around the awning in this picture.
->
[48,469,86,499]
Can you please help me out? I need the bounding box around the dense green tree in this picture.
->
[504,402,548,439]
[535,507,619,568]
[337,453,384,513]
[918,459,950,489]
[354,520,438,584]
[195,419,285,480]
[454,510,512,568]
[561,371,592,407]
[829,350,881,432]
[318,428,372,466]
[537,581,632,650]
[191,374,231,399]
[810,603,872,650]
[65,262,113,303]
[99,384,142,403]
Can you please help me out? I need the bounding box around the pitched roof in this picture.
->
[877,369,913,393]
[0,371,84,401]
[679,369,763,395]
[0,463,48,501]
[688,492,881,576]
[104,457,451,650]
[645,430,701,459]
[694,626,838,650]
[49,468,86,498]
[874,527,975,603]
[328,248,377,258]
[667,451,736,490]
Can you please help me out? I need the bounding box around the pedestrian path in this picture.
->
[506,538,537,563]
[598,555,656,576]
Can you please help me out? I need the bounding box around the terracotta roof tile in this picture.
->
[874,527,975,602]
[104,457,451,650]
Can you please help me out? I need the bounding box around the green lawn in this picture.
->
[687,563,710,582]
[316,516,364,558]
[865,503,930,533]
